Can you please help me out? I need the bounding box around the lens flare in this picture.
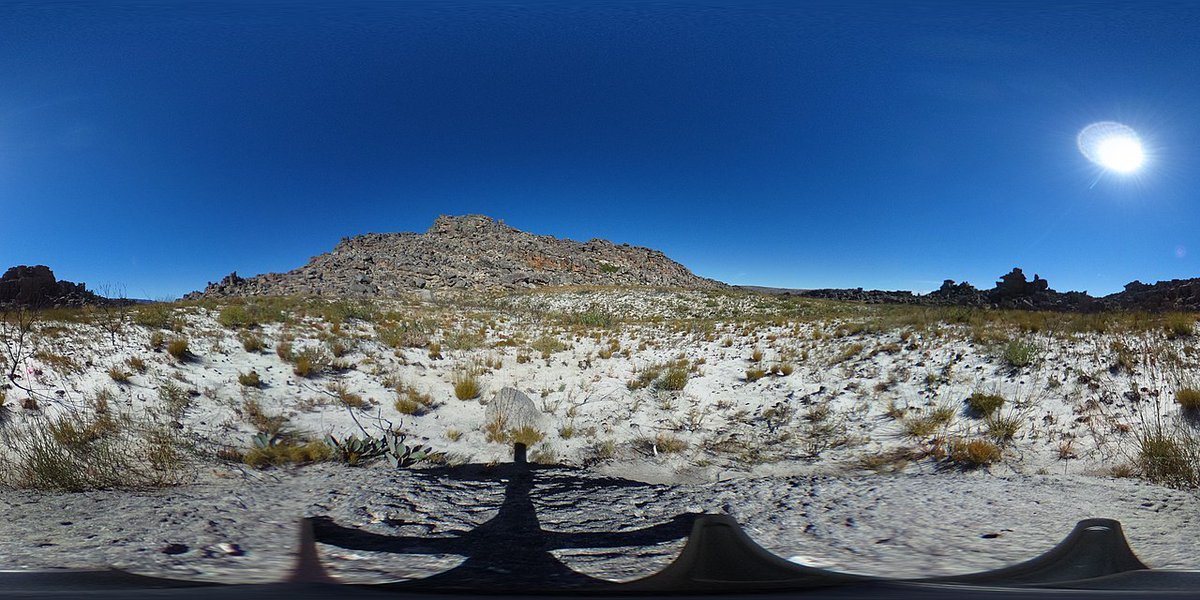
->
[1078,122,1145,174]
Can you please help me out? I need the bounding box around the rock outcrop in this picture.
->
[0,265,106,308]
[187,215,724,299]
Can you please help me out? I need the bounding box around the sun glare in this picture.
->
[1078,121,1146,175]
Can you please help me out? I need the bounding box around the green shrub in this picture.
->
[292,346,330,378]
[1001,340,1037,368]
[967,392,1005,416]
[655,367,689,391]
[531,335,567,358]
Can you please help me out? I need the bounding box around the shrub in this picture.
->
[292,347,330,378]
[1137,426,1199,488]
[967,392,1005,416]
[276,340,294,361]
[428,342,443,360]
[453,371,481,400]
[0,412,188,491]
[238,371,261,388]
[158,382,192,418]
[531,335,567,358]
[1002,340,1037,368]
[948,438,1002,467]
[126,356,147,372]
[148,331,166,351]
[444,330,485,351]
[133,304,173,329]
[240,332,265,353]
[1175,388,1200,412]
[166,338,189,361]
[744,368,767,382]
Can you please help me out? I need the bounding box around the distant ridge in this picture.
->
[740,268,1200,313]
[187,215,725,299]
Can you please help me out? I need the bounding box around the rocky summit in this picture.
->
[186,215,724,299]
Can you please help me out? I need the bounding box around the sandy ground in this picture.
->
[1,289,1198,585]
[0,464,1197,584]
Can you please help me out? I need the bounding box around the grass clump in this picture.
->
[166,338,190,361]
[531,335,567,359]
[967,392,1005,417]
[328,383,370,409]
[240,331,266,353]
[655,367,690,391]
[984,412,1022,442]
[744,368,767,382]
[238,371,262,388]
[948,437,1002,467]
[901,404,955,439]
[1175,388,1200,412]
[1137,423,1199,488]
[453,370,481,400]
[394,385,435,415]
[1165,313,1195,339]
[243,439,332,469]
[107,366,131,383]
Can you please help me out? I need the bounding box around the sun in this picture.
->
[1078,121,1146,175]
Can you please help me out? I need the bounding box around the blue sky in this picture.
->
[3,1,1200,299]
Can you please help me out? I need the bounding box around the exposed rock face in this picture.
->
[485,387,542,432]
[187,215,724,299]
[0,265,105,308]
[1105,279,1200,311]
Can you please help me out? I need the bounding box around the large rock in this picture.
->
[484,387,543,432]
[185,215,725,299]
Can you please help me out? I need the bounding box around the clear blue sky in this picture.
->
[3,1,1199,299]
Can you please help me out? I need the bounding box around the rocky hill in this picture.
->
[0,265,107,308]
[187,215,725,299]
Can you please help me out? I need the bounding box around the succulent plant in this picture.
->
[324,430,432,468]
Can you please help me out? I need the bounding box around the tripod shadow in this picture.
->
[310,461,699,590]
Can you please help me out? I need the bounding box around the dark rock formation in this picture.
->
[186,215,725,299]
[0,265,106,308]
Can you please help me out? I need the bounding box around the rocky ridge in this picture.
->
[753,268,1200,313]
[0,265,107,308]
[187,215,724,299]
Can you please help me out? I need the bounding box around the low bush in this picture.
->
[967,392,1005,416]
[1001,340,1037,368]
[948,437,1002,467]
[238,371,262,388]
